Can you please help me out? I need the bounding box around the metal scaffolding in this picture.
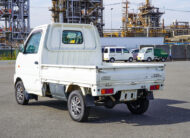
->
[50,0,104,36]
[138,0,164,27]
[0,0,30,47]
[117,0,165,37]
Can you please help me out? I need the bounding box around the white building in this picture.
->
[101,37,164,49]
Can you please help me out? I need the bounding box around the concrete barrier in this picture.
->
[171,45,186,59]
[186,45,190,59]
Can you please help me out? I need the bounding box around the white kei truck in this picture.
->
[14,23,165,122]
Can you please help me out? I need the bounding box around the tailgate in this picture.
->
[97,63,165,89]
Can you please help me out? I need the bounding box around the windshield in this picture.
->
[139,49,146,53]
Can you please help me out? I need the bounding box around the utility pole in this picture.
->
[111,8,113,37]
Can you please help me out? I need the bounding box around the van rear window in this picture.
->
[62,31,83,44]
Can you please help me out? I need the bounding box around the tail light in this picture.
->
[101,88,114,94]
[150,85,160,90]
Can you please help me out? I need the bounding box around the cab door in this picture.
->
[18,30,43,95]
[145,48,154,59]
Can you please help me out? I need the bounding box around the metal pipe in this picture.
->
[59,0,64,23]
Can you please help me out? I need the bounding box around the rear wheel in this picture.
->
[67,90,89,122]
[161,57,167,62]
[129,57,133,62]
[110,58,115,63]
[127,99,149,114]
[15,81,29,105]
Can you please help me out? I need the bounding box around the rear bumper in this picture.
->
[91,80,164,96]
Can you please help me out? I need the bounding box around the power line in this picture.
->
[164,9,190,13]
[104,3,121,6]
[31,4,190,13]
[31,6,49,9]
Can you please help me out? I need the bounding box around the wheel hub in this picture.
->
[17,85,24,102]
[71,96,82,116]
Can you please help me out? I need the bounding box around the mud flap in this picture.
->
[85,94,95,107]
[24,91,30,101]
[24,91,38,101]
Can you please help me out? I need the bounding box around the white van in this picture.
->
[103,47,133,62]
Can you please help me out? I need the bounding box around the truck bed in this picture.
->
[41,63,165,96]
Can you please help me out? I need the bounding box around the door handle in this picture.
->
[34,61,39,65]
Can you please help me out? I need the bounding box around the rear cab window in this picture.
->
[62,31,83,44]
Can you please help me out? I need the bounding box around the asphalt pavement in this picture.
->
[0,61,190,138]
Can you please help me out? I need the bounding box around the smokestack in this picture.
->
[146,0,149,5]
[162,19,165,29]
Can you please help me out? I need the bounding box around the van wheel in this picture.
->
[15,81,29,105]
[161,57,166,62]
[110,58,115,63]
[127,99,149,114]
[67,90,89,122]
[129,57,133,62]
[147,57,152,62]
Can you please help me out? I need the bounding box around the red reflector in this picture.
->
[101,88,114,94]
[150,85,160,90]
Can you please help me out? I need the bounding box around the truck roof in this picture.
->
[34,23,95,30]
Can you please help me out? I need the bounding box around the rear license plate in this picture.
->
[120,90,137,101]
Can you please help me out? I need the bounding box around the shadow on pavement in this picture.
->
[28,98,190,126]
[29,100,68,111]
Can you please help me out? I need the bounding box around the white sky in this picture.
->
[31,0,190,29]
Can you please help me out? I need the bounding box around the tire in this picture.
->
[161,57,166,62]
[129,57,133,62]
[15,81,29,105]
[110,58,115,63]
[147,57,152,62]
[127,99,149,114]
[67,90,89,122]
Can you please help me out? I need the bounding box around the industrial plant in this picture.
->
[104,0,190,38]
[0,0,30,48]
[0,0,190,48]
[49,0,104,36]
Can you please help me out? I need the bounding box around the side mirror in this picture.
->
[19,44,24,53]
